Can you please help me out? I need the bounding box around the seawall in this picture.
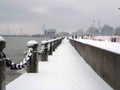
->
[69,39,120,90]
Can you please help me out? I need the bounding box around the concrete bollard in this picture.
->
[0,36,6,90]
[27,40,39,73]
[40,40,48,61]
[48,40,53,55]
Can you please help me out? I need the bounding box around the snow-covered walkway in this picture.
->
[7,39,113,90]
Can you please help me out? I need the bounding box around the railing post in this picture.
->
[27,40,38,73]
[54,40,57,49]
[48,40,53,55]
[40,40,48,61]
[52,40,55,51]
[55,39,59,49]
[0,36,6,90]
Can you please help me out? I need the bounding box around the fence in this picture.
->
[0,36,63,90]
[69,39,120,90]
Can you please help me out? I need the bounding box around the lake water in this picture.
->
[3,37,49,84]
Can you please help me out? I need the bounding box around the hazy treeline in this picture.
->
[73,24,120,36]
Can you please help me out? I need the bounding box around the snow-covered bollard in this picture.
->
[0,36,6,90]
[40,40,48,61]
[48,40,53,55]
[27,40,39,73]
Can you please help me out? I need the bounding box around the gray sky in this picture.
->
[0,0,120,35]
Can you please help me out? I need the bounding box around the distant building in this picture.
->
[57,31,69,37]
[44,28,56,37]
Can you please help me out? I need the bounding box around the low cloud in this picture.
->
[0,0,120,34]
[30,7,48,14]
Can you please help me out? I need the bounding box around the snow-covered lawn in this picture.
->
[7,39,113,90]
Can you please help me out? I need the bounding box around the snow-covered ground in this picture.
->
[7,39,113,90]
[74,38,120,54]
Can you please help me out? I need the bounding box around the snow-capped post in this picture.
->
[40,40,48,61]
[0,36,6,90]
[27,40,38,73]
[52,40,56,51]
[48,40,53,55]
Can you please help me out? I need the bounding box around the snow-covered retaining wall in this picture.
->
[69,39,120,90]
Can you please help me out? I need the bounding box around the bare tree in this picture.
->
[101,24,114,36]
[114,27,120,36]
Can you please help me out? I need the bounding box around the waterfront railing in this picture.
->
[0,36,63,90]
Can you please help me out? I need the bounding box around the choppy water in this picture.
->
[3,37,49,84]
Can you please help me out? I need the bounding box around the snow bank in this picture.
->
[75,39,120,54]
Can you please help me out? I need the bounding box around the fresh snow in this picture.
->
[75,39,120,54]
[27,40,38,47]
[0,36,6,41]
[41,40,48,44]
[7,38,113,90]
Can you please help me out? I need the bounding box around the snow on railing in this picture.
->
[5,48,33,70]
[39,37,63,61]
[73,38,120,54]
[70,35,120,43]
[0,36,63,90]
[3,40,39,71]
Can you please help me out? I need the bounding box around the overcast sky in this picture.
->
[0,0,120,35]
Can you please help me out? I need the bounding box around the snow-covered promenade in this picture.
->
[7,38,113,90]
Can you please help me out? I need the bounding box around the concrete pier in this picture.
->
[7,39,113,90]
